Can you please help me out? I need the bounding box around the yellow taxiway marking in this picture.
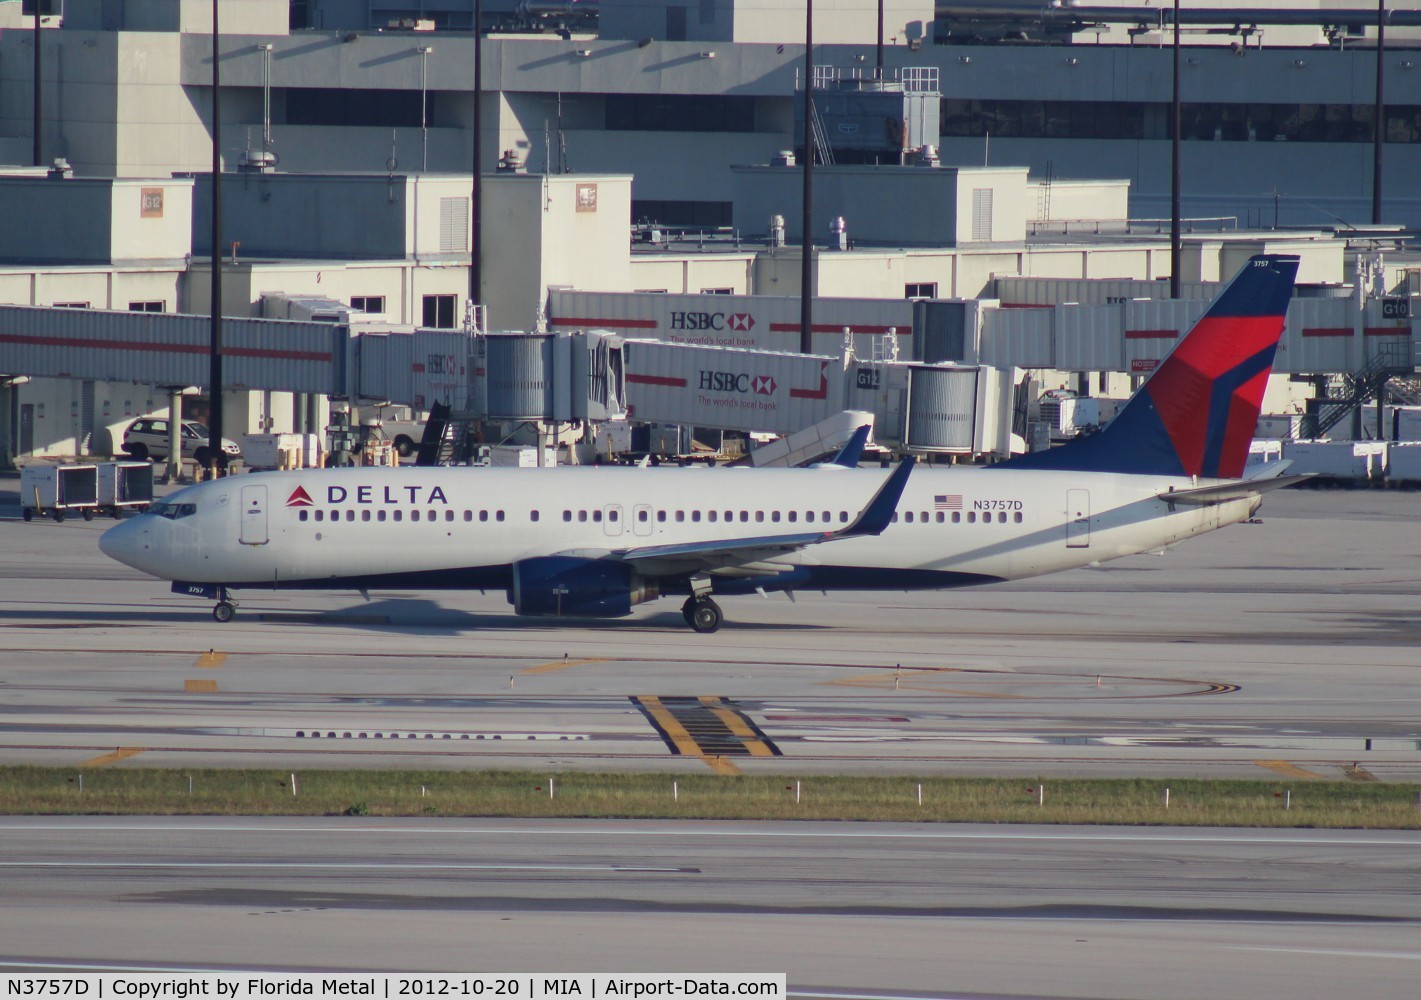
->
[702,755,742,776]
[81,747,146,767]
[195,651,227,669]
[184,679,219,693]
[700,696,776,757]
[637,695,744,774]
[521,657,610,675]
[1254,759,1328,780]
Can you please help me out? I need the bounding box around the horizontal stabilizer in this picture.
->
[1157,475,1310,506]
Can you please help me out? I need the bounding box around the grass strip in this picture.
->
[1,767,1420,827]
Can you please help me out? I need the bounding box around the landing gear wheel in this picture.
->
[212,601,236,623]
[688,598,723,634]
[680,597,698,626]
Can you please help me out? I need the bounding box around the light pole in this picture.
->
[417,45,433,172]
[1373,0,1386,225]
[209,0,224,475]
[1170,0,1181,299]
[32,0,42,166]
[800,0,814,354]
[470,0,483,326]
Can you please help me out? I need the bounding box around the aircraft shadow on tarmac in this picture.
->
[0,598,826,633]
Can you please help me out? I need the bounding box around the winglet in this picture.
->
[838,458,915,538]
[822,425,872,468]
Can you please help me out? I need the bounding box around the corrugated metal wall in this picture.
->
[0,305,345,394]
[621,341,844,434]
[354,329,474,411]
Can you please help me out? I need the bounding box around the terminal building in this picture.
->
[0,1,1418,467]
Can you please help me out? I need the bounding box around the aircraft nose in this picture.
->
[98,518,144,569]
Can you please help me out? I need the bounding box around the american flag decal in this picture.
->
[934,494,963,510]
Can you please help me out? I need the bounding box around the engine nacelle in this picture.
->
[510,556,659,618]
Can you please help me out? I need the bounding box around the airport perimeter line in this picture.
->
[1,767,1419,829]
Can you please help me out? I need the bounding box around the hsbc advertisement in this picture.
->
[548,289,914,358]
[620,340,845,434]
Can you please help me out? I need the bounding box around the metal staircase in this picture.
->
[1307,342,1416,438]
[414,402,480,466]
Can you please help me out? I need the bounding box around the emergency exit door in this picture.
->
[1065,489,1090,548]
[240,484,269,545]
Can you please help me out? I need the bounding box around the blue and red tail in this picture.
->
[999,254,1300,479]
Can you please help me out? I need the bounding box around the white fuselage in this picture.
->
[99,465,1255,598]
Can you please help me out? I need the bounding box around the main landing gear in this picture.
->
[212,587,238,623]
[681,596,723,634]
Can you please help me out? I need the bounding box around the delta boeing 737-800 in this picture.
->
[99,255,1304,633]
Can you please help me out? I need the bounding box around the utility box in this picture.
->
[20,464,100,522]
[97,462,153,516]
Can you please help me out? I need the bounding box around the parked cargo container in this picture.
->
[97,461,153,517]
[1282,440,1388,481]
[20,464,100,521]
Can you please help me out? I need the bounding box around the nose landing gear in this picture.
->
[211,587,238,623]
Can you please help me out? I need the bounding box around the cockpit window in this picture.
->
[147,501,198,519]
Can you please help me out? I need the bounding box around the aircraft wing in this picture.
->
[561,458,914,576]
[1157,474,1311,507]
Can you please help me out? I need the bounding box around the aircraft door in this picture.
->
[633,504,653,537]
[1065,489,1090,548]
[240,484,269,545]
[603,504,624,537]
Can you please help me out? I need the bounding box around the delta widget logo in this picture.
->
[285,486,315,507]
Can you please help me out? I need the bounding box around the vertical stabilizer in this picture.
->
[998,254,1300,478]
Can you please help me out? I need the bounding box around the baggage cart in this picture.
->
[98,461,154,517]
[20,464,100,522]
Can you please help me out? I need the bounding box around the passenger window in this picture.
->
[708,511,717,523]
[531,510,540,522]
[578,510,588,522]
[480,510,488,522]
[445,510,454,522]
[806,511,815,523]
[638,510,648,522]
[393,510,403,522]
[676,511,685,523]
[935,512,944,523]
[755,511,764,522]
[563,510,572,522]
[657,510,666,523]
[822,511,830,521]
[998,512,1007,523]
[771,511,780,523]
[967,512,975,523]
[299,510,309,522]
[496,511,505,522]
[1014,511,1023,523]
[840,512,848,523]
[608,510,618,523]
[787,511,797,523]
[463,510,472,522]
[952,512,961,523]
[692,511,701,523]
[378,510,387,522]
[315,510,324,522]
[724,510,732,522]
[361,510,371,522]
[905,512,914,524]
[891,513,898,523]
[740,511,748,522]
[412,510,421,522]
[593,510,603,522]
[347,510,355,522]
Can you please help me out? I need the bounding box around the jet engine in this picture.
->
[510,556,659,618]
